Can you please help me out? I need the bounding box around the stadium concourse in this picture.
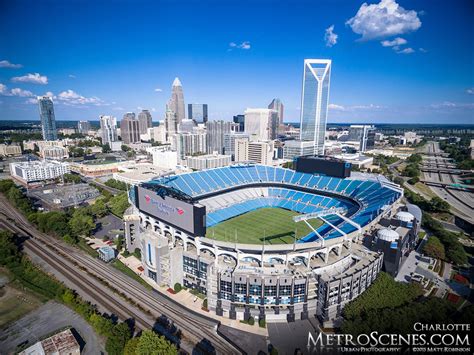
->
[124,164,403,325]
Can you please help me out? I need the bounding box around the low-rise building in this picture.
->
[10,160,70,184]
[41,146,69,160]
[147,146,178,170]
[19,328,80,355]
[98,246,116,262]
[333,153,373,169]
[186,153,231,170]
[0,144,22,156]
[28,183,100,210]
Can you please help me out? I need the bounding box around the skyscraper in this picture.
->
[120,112,140,144]
[268,98,284,125]
[38,96,58,141]
[205,120,237,154]
[300,59,331,154]
[138,109,153,134]
[168,77,185,124]
[283,59,332,159]
[348,125,376,152]
[188,104,208,124]
[100,115,118,146]
[233,115,245,132]
[165,105,177,141]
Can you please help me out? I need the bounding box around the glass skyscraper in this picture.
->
[188,104,208,124]
[299,59,331,155]
[38,96,58,141]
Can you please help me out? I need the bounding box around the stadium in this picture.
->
[124,163,403,324]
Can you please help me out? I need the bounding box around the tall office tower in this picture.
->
[348,125,376,152]
[233,115,245,132]
[168,77,185,124]
[138,109,153,134]
[300,59,331,154]
[100,115,118,146]
[164,105,177,141]
[205,120,238,154]
[188,104,208,124]
[38,96,58,141]
[224,132,250,160]
[120,112,140,144]
[77,120,91,134]
[244,108,278,141]
[268,98,284,125]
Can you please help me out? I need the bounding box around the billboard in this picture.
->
[136,186,206,236]
[295,156,351,179]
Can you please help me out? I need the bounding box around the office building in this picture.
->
[206,120,237,154]
[233,114,245,132]
[10,160,70,184]
[268,98,284,125]
[168,77,185,124]
[188,104,208,124]
[147,146,179,170]
[120,112,140,144]
[38,96,58,141]
[138,109,153,134]
[77,121,91,134]
[348,125,376,152]
[224,132,250,160]
[165,105,178,141]
[234,138,273,165]
[244,108,278,141]
[186,153,231,170]
[99,115,118,146]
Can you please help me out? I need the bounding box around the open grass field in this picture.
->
[206,207,323,245]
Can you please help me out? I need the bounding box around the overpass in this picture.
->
[420,180,474,192]
[420,167,471,175]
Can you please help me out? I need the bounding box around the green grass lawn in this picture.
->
[206,207,323,245]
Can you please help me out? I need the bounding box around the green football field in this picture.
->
[205,207,323,245]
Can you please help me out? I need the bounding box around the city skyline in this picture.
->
[0,0,473,124]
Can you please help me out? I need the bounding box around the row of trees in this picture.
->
[105,178,129,191]
[0,230,177,355]
[402,154,422,184]
[440,138,474,170]
[342,272,473,336]
[404,188,450,213]
[422,214,468,265]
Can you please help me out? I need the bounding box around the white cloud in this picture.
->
[44,91,55,98]
[324,25,338,47]
[154,88,163,92]
[10,88,34,97]
[11,72,48,85]
[25,98,38,104]
[0,60,23,69]
[381,37,407,47]
[419,47,427,53]
[113,106,124,111]
[466,88,474,95]
[430,101,474,109]
[0,83,7,94]
[397,47,415,54]
[228,41,251,50]
[346,0,421,40]
[57,89,105,106]
[68,74,76,78]
[328,103,346,111]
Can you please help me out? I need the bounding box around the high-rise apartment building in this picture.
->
[244,108,278,141]
[233,115,245,132]
[171,131,207,159]
[99,115,118,146]
[205,120,237,154]
[188,104,208,124]
[168,77,185,124]
[268,98,284,125]
[77,120,91,134]
[283,59,332,159]
[120,113,140,144]
[234,138,273,165]
[138,110,153,134]
[224,132,250,160]
[165,105,178,141]
[38,96,58,141]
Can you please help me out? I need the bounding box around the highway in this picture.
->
[0,195,241,355]
[422,142,474,222]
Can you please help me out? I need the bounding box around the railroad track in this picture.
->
[0,197,240,354]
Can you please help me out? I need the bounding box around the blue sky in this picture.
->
[0,0,473,123]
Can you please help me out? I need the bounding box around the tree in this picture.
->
[69,209,95,237]
[174,283,182,293]
[422,236,445,260]
[102,143,111,153]
[121,144,131,152]
[89,313,114,337]
[63,173,81,184]
[90,198,108,218]
[123,337,140,355]
[105,322,132,355]
[136,330,177,355]
[0,230,20,266]
[108,192,130,217]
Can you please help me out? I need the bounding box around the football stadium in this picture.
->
[124,163,403,324]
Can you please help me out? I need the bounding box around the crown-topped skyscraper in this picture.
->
[168,77,186,124]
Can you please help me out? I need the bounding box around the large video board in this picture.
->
[136,185,206,236]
